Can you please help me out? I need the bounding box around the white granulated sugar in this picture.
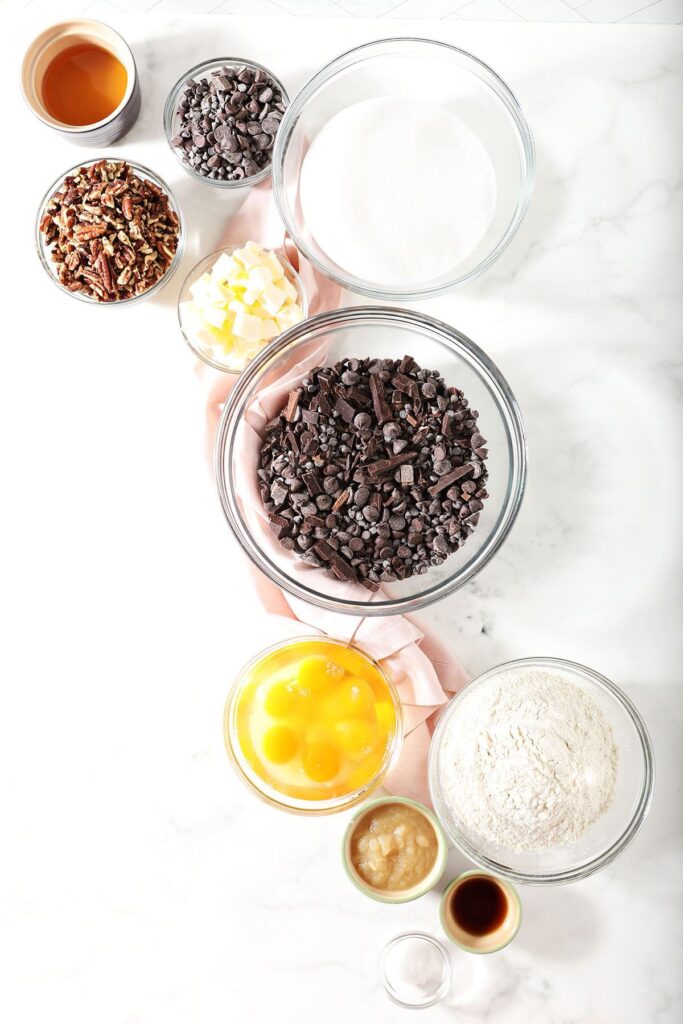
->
[438,669,619,852]
[299,98,497,287]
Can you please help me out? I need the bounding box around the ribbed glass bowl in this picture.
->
[272,37,534,300]
[429,657,655,885]
[224,637,403,815]
[36,158,185,306]
[163,56,289,189]
[214,306,527,617]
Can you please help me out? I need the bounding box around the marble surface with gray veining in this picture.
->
[2,12,682,1024]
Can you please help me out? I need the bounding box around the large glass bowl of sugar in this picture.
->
[272,38,534,301]
[214,306,527,618]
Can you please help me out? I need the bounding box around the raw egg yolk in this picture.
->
[334,719,374,759]
[262,726,298,764]
[296,655,345,695]
[303,741,340,782]
[263,680,297,718]
[324,676,375,721]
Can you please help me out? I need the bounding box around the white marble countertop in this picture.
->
[2,12,682,1024]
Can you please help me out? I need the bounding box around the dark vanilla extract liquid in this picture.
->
[42,42,127,126]
[450,876,508,936]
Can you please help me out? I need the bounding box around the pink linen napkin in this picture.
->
[202,182,468,804]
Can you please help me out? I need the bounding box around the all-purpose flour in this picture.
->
[299,97,497,288]
[438,669,618,852]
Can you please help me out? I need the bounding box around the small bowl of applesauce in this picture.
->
[224,637,402,815]
[343,796,449,903]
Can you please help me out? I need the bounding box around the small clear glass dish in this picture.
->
[163,56,289,189]
[429,657,655,885]
[272,37,534,300]
[36,158,185,306]
[177,243,307,373]
[381,932,452,1009]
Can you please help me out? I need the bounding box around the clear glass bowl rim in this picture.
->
[214,304,528,617]
[224,635,404,815]
[35,156,186,306]
[177,242,309,373]
[428,656,656,885]
[271,36,536,301]
[162,55,290,190]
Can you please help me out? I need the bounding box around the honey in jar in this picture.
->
[41,42,127,126]
[230,639,399,804]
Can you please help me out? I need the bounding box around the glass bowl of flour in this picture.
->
[429,658,654,885]
[272,38,534,300]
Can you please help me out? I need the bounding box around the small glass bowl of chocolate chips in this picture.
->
[163,57,289,188]
[215,306,528,618]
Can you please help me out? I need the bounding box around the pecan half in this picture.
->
[73,222,107,242]
[38,161,180,302]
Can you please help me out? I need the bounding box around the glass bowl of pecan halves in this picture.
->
[36,158,185,305]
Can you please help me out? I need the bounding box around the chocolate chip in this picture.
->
[261,115,281,135]
[258,356,488,586]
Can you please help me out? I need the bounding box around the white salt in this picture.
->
[299,97,497,288]
[383,935,450,1006]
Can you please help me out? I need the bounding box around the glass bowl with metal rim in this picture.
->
[429,657,655,885]
[177,243,307,373]
[163,56,288,189]
[215,305,527,618]
[35,158,185,306]
[271,37,534,300]
[224,636,403,815]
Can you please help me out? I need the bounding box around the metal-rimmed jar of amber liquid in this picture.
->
[21,19,141,146]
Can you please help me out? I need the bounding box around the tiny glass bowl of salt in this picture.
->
[272,38,534,300]
[429,657,655,885]
[381,933,452,1009]
[177,242,307,373]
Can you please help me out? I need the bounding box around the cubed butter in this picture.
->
[183,242,304,371]
[233,311,265,341]
[203,305,227,329]
[247,266,272,291]
[211,252,239,282]
[261,283,286,315]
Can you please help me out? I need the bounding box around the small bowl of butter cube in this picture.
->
[177,241,307,372]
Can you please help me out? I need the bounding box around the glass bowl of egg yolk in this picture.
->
[224,637,403,814]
